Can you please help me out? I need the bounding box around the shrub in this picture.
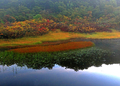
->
[33,14,42,20]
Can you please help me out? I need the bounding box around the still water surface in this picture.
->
[0,39,120,86]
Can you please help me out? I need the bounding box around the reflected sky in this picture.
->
[83,64,120,78]
[0,64,120,86]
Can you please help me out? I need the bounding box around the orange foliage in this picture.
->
[0,16,113,39]
[0,19,50,38]
[9,41,94,53]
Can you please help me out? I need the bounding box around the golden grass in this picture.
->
[80,29,120,39]
[0,29,120,47]
[8,41,94,53]
[0,29,82,46]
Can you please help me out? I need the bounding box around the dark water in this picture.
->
[1,39,120,86]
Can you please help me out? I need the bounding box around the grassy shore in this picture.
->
[81,29,120,39]
[0,29,120,47]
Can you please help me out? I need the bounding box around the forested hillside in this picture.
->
[0,0,120,23]
[0,0,120,39]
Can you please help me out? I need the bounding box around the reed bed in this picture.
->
[9,41,94,53]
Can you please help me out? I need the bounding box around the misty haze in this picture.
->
[0,0,120,86]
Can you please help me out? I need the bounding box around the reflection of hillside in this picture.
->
[0,47,116,71]
[0,64,28,75]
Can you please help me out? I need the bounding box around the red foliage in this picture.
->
[38,27,47,32]
[47,19,50,22]
[9,41,94,53]
[0,17,114,39]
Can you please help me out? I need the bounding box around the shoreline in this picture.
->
[0,29,120,51]
[0,37,120,52]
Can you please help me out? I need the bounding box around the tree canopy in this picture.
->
[0,0,120,23]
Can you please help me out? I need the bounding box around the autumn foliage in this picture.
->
[0,16,113,39]
[0,19,49,38]
[9,41,94,53]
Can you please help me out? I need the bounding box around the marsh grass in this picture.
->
[1,29,120,47]
[81,29,120,39]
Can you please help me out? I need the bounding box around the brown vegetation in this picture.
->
[9,41,94,53]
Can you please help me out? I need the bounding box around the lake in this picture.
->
[0,39,120,86]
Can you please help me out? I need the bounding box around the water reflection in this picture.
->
[0,64,28,75]
[0,64,120,86]
[0,47,115,71]
[74,38,120,59]
[84,64,120,78]
[0,39,120,86]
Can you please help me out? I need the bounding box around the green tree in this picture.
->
[0,19,4,24]
[33,14,42,20]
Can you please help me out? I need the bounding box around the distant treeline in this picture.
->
[0,0,120,24]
